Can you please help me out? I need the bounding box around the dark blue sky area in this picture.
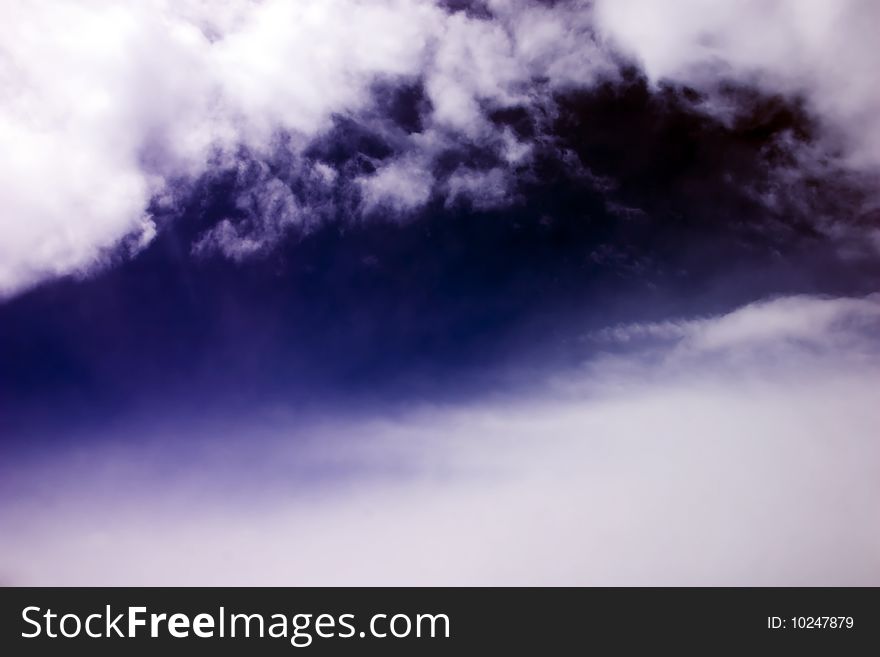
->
[2,76,878,444]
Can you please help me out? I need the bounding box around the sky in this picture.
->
[1,0,879,585]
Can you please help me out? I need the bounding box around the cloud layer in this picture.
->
[1,0,878,296]
[2,294,878,585]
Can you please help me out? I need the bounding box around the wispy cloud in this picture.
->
[0,0,610,294]
[2,1,877,296]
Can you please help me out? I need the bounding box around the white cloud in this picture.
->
[1,0,877,297]
[2,294,878,585]
[358,158,435,215]
[209,0,436,143]
[594,0,880,169]
[0,0,630,296]
[596,294,880,351]
[0,0,437,295]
